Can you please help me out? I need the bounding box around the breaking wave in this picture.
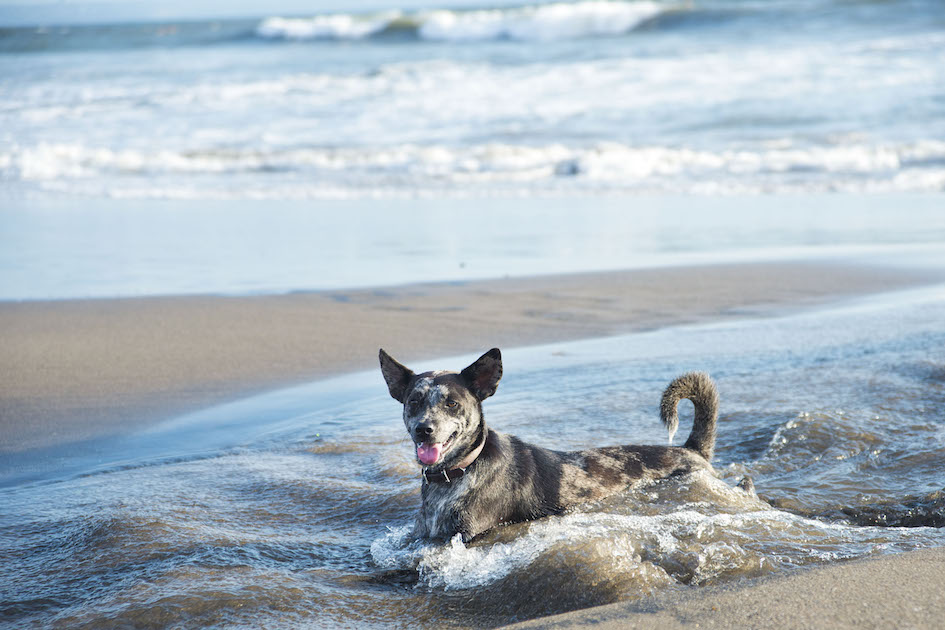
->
[255,12,404,41]
[255,1,670,43]
[370,471,945,619]
[0,1,675,54]
[6,139,945,199]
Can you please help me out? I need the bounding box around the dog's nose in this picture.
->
[414,424,434,441]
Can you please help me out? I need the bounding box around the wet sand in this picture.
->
[2,259,943,628]
[510,545,945,630]
[2,260,934,454]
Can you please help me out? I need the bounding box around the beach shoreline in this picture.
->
[2,258,944,628]
[508,545,945,630]
[2,259,938,455]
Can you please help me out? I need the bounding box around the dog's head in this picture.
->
[379,348,502,469]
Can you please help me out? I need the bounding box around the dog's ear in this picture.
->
[379,349,414,403]
[460,348,503,401]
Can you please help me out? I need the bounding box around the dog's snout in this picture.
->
[414,424,435,441]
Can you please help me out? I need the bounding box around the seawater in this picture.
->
[2,0,944,200]
[2,194,945,301]
[2,286,944,628]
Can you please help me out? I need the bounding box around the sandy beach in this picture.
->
[2,259,944,629]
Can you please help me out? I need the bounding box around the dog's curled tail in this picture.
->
[660,372,719,461]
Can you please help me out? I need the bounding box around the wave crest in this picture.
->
[419,1,665,42]
[6,139,945,198]
[256,12,403,41]
[255,1,668,43]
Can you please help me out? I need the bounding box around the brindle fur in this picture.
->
[379,348,720,542]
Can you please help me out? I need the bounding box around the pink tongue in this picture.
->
[417,443,443,466]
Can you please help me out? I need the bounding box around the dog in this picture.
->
[379,347,719,542]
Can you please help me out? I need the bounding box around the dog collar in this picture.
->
[422,467,467,484]
[422,434,485,484]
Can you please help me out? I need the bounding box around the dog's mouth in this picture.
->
[416,432,457,466]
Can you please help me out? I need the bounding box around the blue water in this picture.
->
[2,0,944,202]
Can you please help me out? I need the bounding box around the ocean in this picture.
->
[2,0,945,627]
[2,0,944,203]
[2,0,945,300]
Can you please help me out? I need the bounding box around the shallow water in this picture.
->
[2,194,945,300]
[2,285,944,627]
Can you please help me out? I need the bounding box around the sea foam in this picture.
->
[7,139,945,198]
[417,1,665,42]
[370,497,942,593]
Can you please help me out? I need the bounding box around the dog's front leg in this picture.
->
[410,513,430,541]
[456,507,501,543]
[456,517,478,544]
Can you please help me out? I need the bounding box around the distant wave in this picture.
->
[6,139,945,199]
[0,1,674,53]
[255,12,403,41]
[255,1,669,43]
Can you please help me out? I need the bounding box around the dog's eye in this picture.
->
[407,399,420,411]
[446,399,458,409]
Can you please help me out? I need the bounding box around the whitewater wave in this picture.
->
[6,139,945,198]
[256,1,669,43]
[256,12,404,41]
[370,472,945,596]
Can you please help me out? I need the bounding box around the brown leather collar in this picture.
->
[421,434,485,484]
